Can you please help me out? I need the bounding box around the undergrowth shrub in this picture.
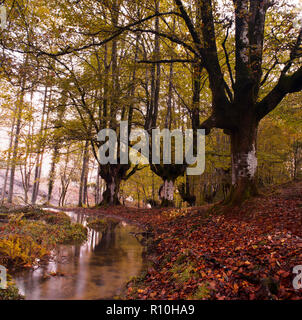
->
[0,234,49,268]
[0,211,87,271]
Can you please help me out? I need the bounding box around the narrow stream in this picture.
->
[14,210,145,300]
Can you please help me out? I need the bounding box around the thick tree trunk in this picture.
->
[100,175,121,206]
[159,179,175,207]
[226,122,259,205]
[179,176,196,206]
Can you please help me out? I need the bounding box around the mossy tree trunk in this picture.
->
[225,119,259,205]
[100,175,121,206]
[159,179,176,207]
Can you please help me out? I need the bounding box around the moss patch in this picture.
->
[87,217,119,232]
[189,283,211,300]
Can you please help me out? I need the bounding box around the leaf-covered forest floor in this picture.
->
[72,180,302,300]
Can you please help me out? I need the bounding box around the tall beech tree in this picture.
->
[144,0,187,207]
[161,0,302,204]
[45,2,144,206]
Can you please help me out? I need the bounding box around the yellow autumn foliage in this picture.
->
[0,234,49,268]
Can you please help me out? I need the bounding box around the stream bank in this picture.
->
[0,207,146,300]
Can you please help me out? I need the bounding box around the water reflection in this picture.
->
[14,211,144,300]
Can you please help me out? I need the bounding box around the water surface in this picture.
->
[14,211,144,300]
